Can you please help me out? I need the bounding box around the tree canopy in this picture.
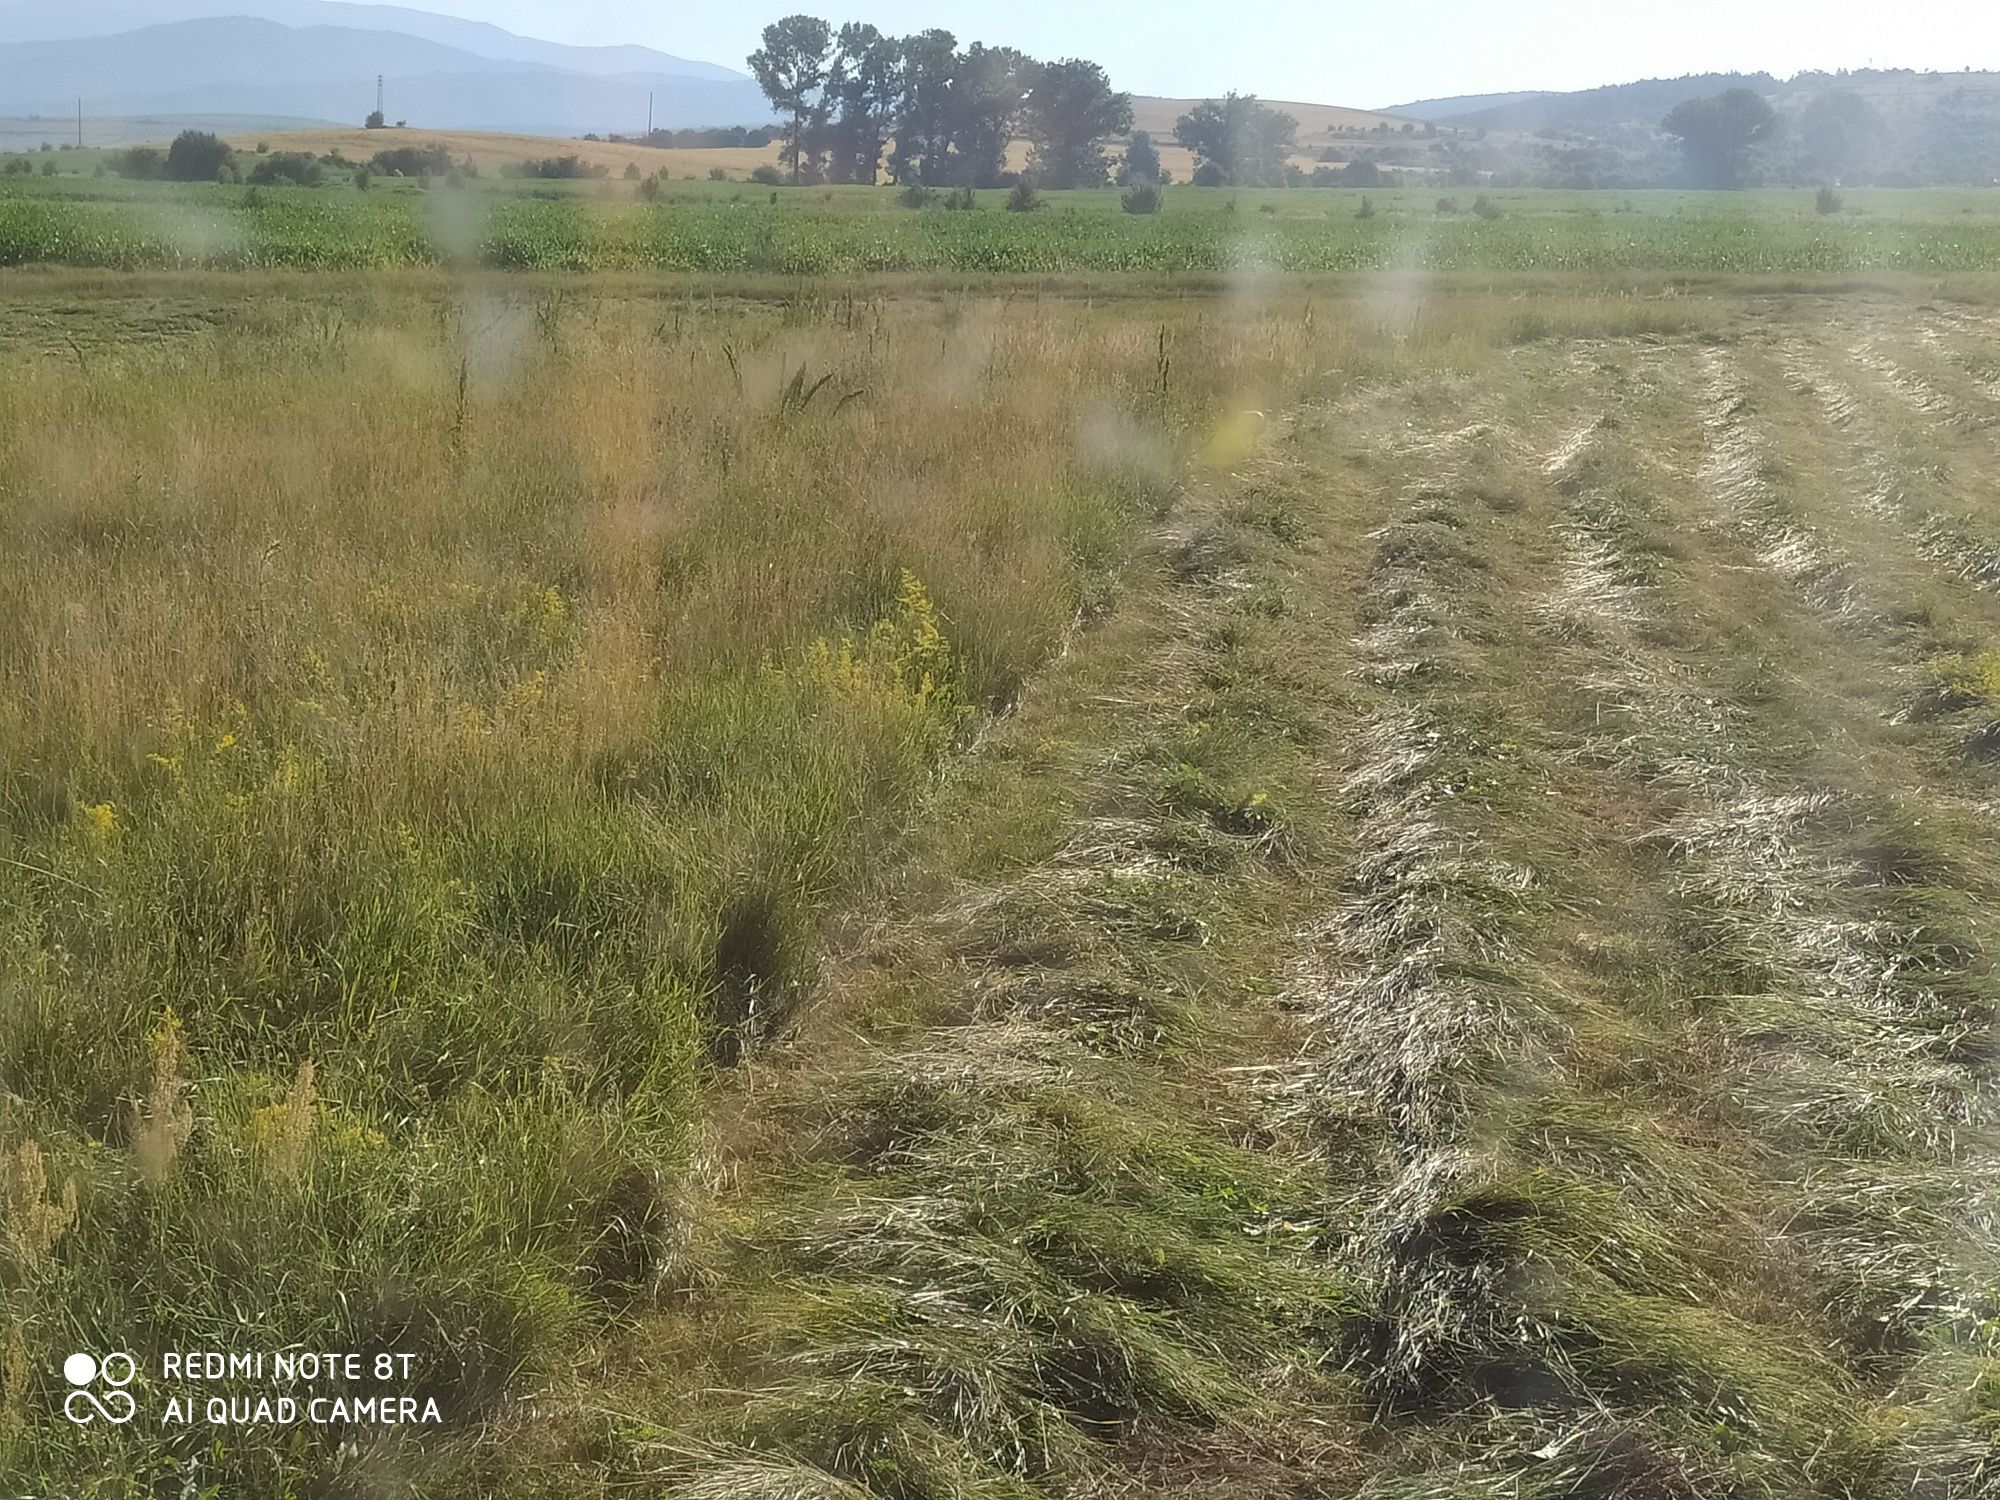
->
[1023,59,1133,189]
[1662,88,1778,188]
[748,15,1130,189]
[1173,94,1298,187]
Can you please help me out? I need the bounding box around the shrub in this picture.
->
[1816,186,1844,215]
[1355,196,1376,219]
[944,186,977,211]
[622,161,641,180]
[1473,193,1504,219]
[1191,161,1225,187]
[353,167,372,191]
[1007,180,1043,212]
[637,173,662,202]
[1,158,29,176]
[1121,182,1163,214]
[39,158,56,177]
[708,166,729,181]
[1436,195,1461,214]
[503,155,609,180]
[247,152,324,187]
[897,182,937,209]
[370,144,454,177]
[749,164,785,186]
[364,110,386,129]
[112,146,165,180]
[165,130,234,183]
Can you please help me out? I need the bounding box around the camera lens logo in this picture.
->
[62,1352,137,1425]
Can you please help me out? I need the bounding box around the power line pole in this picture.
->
[376,75,385,121]
[77,97,83,149]
[648,91,654,137]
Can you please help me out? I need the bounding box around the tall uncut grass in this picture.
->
[0,276,1397,1487]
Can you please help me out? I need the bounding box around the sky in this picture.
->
[344,0,2000,105]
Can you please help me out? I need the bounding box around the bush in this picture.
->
[1006,180,1043,212]
[897,182,937,209]
[1121,182,1163,214]
[112,146,165,180]
[364,110,386,129]
[39,158,56,177]
[749,164,785,186]
[1,158,29,176]
[370,144,454,177]
[247,152,324,187]
[166,130,235,183]
[708,166,729,181]
[622,161,641,180]
[1355,196,1376,219]
[1816,185,1844,215]
[1191,161,1225,187]
[1436,196,1460,214]
[1473,193,1504,219]
[944,186,978,211]
[353,167,372,191]
[503,155,609,180]
[637,173,662,202]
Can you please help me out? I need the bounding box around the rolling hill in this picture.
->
[1378,90,1551,120]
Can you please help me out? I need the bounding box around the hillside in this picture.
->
[0,17,774,133]
[1378,89,1551,119]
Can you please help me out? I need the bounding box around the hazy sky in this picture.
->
[353,0,2000,104]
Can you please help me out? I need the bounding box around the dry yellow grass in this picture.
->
[228,126,783,178]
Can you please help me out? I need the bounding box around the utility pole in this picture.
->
[76,97,83,149]
[648,92,654,138]
[376,75,385,120]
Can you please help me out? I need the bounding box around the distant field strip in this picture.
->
[9,190,2000,271]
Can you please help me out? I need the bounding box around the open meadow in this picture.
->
[1,194,1999,1498]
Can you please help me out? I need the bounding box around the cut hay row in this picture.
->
[1299,360,1893,1496]
[1697,346,1862,617]
[623,468,1376,1498]
[1535,358,2000,1490]
[1849,336,1965,423]
[1912,306,2000,410]
[1781,343,2000,599]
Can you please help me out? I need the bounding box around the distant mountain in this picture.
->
[0,0,748,82]
[0,16,774,133]
[1378,91,1550,121]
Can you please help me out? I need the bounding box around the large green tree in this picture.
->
[748,14,834,183]
[1173,94,1297,186]
[1662,88,1777,189]
[889,28,959,184]
[1023,58,1132,189]
[947,42,1032,187]
[823,22,902,183]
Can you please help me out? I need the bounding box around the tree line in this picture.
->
[747,14,1335,191]
[747,15,1135,187]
